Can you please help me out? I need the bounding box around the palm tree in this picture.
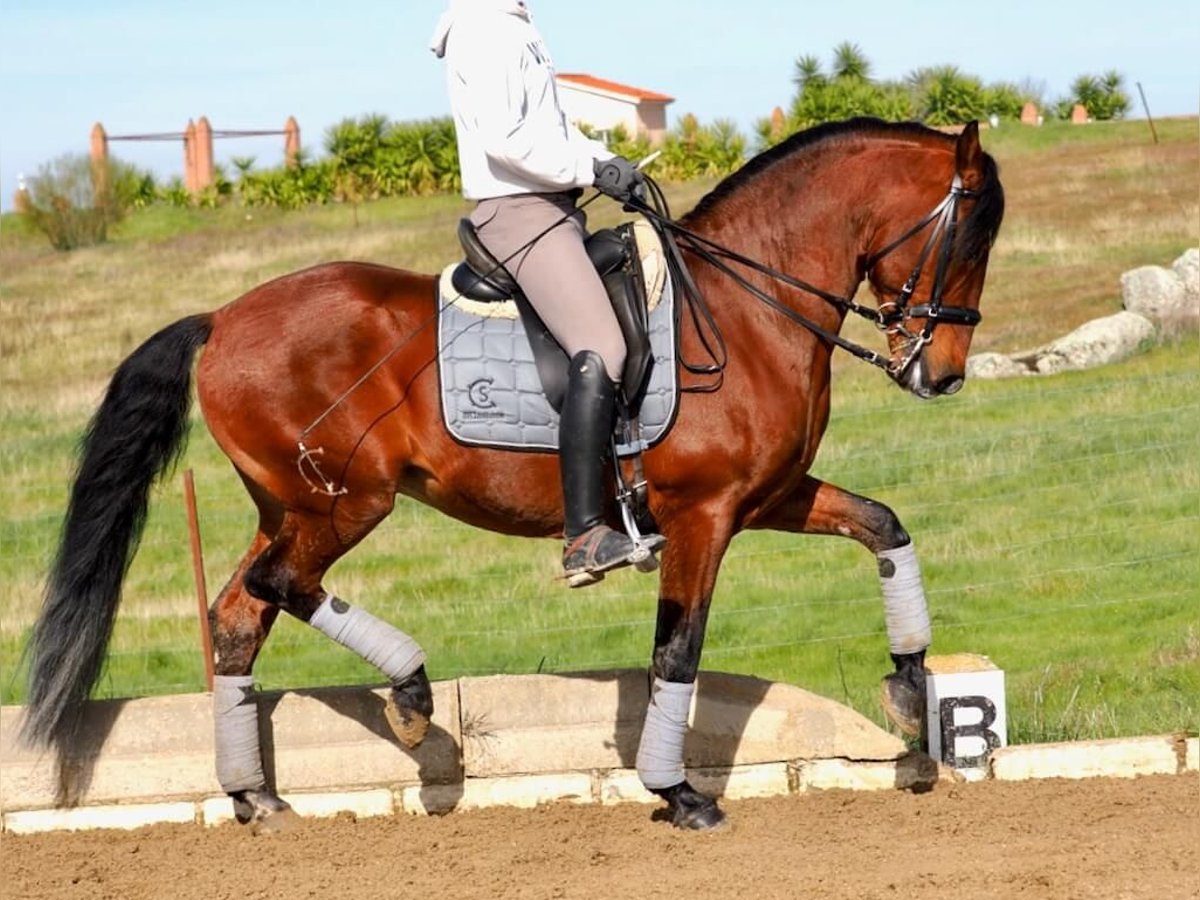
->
[832,41,871,82]
[793,54,826,91]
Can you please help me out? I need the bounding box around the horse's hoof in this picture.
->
[654,781,728,832]
[231,790,301,835]
[674,799,727,831]
[252,806,303,836]
[385,694,430,748]
[880,672,925,737]
[386,666,434,749]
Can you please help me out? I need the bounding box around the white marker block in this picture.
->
[925,654,1006,778]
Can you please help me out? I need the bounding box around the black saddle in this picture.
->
[452,218,654,413]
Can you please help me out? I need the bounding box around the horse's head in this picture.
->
[865,122,1005,399]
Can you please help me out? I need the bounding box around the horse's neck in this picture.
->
[687,163,867,325]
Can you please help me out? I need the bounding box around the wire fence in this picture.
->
[1,351,1197,740]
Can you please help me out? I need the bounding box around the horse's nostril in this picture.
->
[936,375,964,395]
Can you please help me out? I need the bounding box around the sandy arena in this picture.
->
[3,774,1196,900]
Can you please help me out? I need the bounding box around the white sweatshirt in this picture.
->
[430,0,614,200]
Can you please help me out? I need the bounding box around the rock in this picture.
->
[1172,248,1199,307]
[1120,265,1186,324]
[1014,312,1155,374]
[966,352,1027,380]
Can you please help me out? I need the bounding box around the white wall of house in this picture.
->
[556,79,671,145]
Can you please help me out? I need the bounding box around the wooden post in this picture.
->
[284,116,301,168]
[194,116,215,192]
[183,469,215,691]
[89,122,109,204]
[770,106,785,142]
[13,174,30,214]
[183,119,197,194]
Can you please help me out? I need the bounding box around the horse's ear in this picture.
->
[955,120,984,190]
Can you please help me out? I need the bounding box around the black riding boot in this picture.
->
[560,350,662,587]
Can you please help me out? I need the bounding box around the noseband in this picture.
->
[864,174,981,377]
[632,172,981,383]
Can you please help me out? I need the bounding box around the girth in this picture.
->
[452,218,654,412]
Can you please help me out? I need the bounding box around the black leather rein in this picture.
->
[630,173,980,382]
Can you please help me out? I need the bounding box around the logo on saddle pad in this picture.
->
[465,377,503,418]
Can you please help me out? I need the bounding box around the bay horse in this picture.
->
[22,118,1003,830]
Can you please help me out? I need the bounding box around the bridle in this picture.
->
[630,172,981,384]
[864,173,981,378]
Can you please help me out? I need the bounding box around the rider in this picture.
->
[430,0,665,586]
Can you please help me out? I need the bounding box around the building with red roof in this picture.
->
[555,73,675,146]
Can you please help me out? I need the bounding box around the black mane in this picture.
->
[683,117,1004,261]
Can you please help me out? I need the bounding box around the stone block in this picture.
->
[262,682,462,791]
[597,764,790,805]
[990,736,1179,780]
[458,669,902,779]
[282,789,395,820]
[4,802,196,834]
[1185,737,1198,772]
[792,759,902,791]
[689,763,791,800]
[2,681,462,812]
[2,695,218,810]
[401,774,592,815]
[598,770,658,805]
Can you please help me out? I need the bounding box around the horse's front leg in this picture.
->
[750,475,931,736]
[639,505,735,830]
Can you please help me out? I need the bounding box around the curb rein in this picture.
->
[630,174,980,384]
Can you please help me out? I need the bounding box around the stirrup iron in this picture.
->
[611,438,663,573]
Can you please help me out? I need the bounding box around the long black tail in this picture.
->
[21,314,213,753]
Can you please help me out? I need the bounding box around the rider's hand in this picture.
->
[592,156,646,206]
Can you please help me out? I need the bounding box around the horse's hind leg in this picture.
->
[209,500,431,831]
[240,504,434,743]
[208,529,297,831]
[750,474,931,735]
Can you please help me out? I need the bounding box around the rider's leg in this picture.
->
[557,350,657,585]
[471,193,664,585]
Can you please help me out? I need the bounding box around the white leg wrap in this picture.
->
[308,595,427,684]
[636,678,694,790]
[213,675,265,793]
[878,542,932,655]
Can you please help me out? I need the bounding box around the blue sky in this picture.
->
[2,0,1197,211]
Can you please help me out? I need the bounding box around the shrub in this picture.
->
[658,114,745,180]
[910,66,988,125]
[983,82,1029,120]
[22,154,146,251]
[1060,70,1131,120]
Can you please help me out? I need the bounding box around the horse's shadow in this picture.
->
[44,670,773,813]
[555,669,773,800]
[257,685,465,815]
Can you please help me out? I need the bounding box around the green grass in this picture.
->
[1,119,1197,743]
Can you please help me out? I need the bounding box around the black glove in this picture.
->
[592,156,645,205]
